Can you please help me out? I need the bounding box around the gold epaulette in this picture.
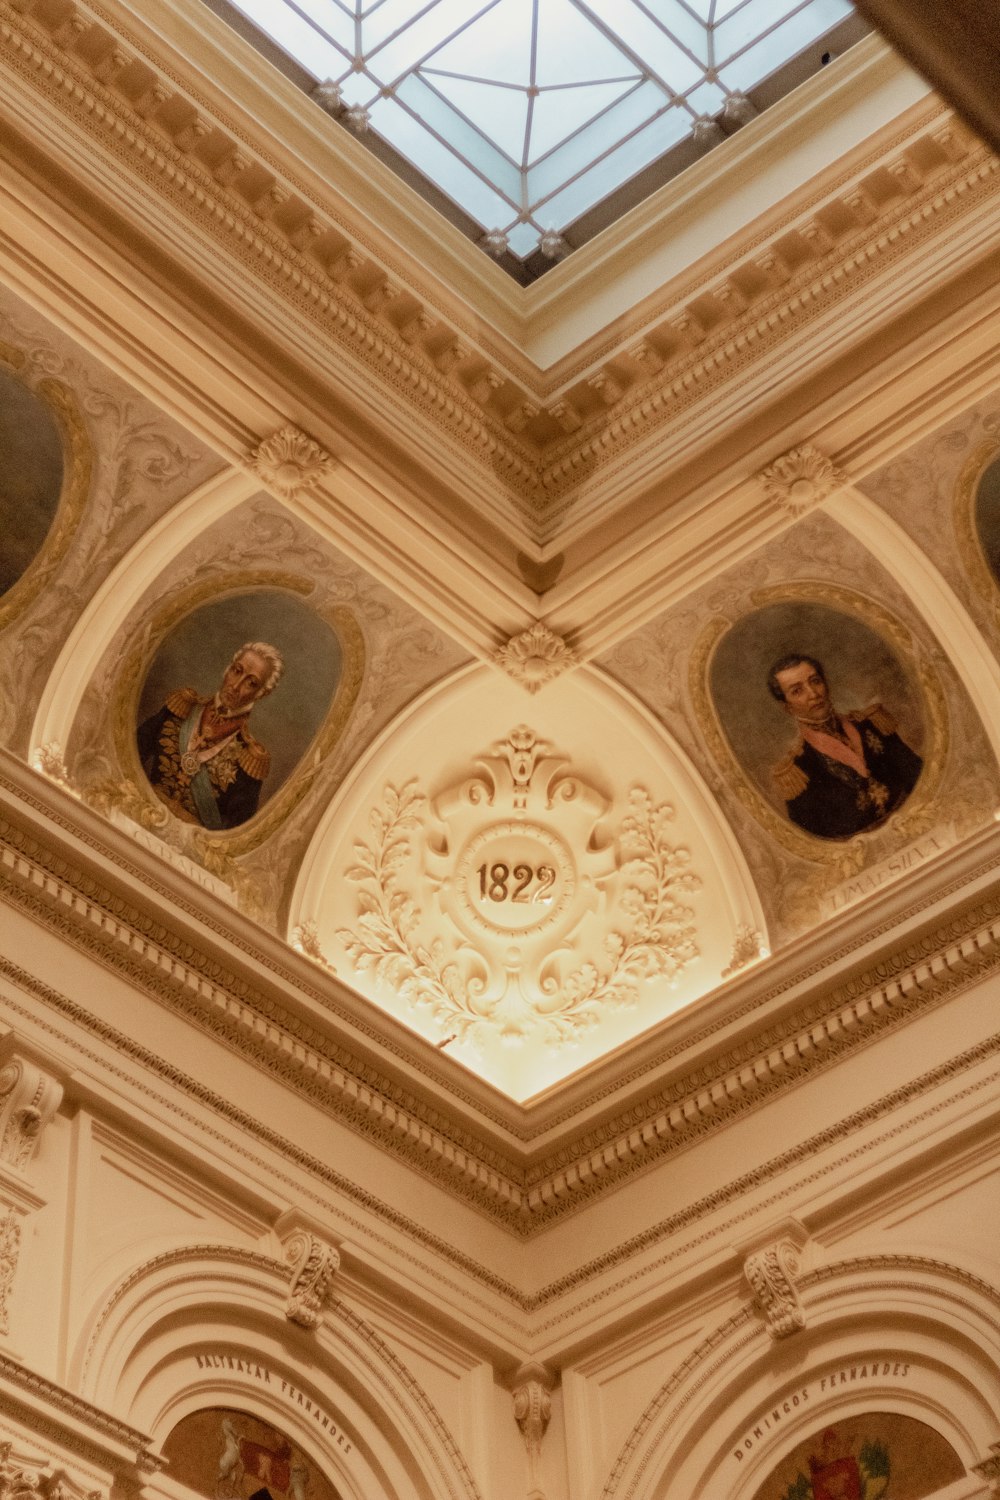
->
[238,732,270,782]
[857,702,896,735]
[165,686,202,717]
[773,753,808,800]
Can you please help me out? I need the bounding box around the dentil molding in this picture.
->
[0,0,996,537]
[2,758,1000,1232]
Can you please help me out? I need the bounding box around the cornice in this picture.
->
[2,757,999,1235]
[1,0,996,556]
[0,1351,156,1466]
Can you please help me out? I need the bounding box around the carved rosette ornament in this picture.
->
[337,728,700,1049]
[284,1229,340,1330]
[743,1236,806,1340]
[511,1362,555,1500]
[249,426,336,499]
[758,443,848,519]
[0,1052,63,1172]
[494,624,579,694]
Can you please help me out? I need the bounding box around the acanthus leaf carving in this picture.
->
[494,624,579,694]
[336,731,700,1049]
[757,443,848,519]
[249,426,337,499]
[743,1234,806,1340]
[0,1048,63,1173]
[283,1229,340,1331]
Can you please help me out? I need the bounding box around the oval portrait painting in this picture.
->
[710,602,925,842]
[135,591,343,832]
[0,367,64,598]
[973,450,1000,586]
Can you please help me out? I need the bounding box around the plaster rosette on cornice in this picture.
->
[289,666,766,1100]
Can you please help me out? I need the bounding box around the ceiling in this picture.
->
[2,0,1000,1112]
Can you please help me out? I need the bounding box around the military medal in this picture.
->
[181,750,201,776]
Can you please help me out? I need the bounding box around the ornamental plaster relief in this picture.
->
[598,508,1000,946]
[292,664,765,1099]
[0,1047,62,1174]
[2,0,996,545]
[0,288,222,756]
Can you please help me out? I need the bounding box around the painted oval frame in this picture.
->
[0,341,92,634]
[114,573,364,854]
[690,583,948,862]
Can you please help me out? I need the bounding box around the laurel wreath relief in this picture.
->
[337,782,700,1047]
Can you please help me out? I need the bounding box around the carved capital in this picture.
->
[743,1234,806,1340]
[284,1229,340,1330]
[758,443,848,518]
[512,1362,555,1500]
[494,623,579,694]
[0,1049,63,1172]
[0,1448,102,1500]
[249,426,337,499]
[973,1440,1000,1495]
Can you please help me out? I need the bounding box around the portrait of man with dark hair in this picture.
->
[137,640,284,830]
[768,653,923,840]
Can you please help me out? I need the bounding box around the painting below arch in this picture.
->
[751,1411,964,1499]
[162,1408,344,1500]
[709,600,926,842]
[134,590,346,832]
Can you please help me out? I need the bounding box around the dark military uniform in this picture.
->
[773,704,922,841]
[137,687,270,830]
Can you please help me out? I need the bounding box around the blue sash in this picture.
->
[179,707,223,830]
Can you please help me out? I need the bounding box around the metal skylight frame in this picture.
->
[221,0,856,263]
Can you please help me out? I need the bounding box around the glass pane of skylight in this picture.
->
[536,107,688,224]
[719,0,851,91]
[228,0,349,76]
[395,76,522,196]
[527,80,667,198]
[529,80,640,162]
[427,75,528,163]
[369,0,501,82]
[534,0,642,85]
[583,0,708,81]
[369,96,518,221]
[220,0,860,264]
[425,0,533,86]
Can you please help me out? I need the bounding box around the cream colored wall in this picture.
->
[2,830,999,1499]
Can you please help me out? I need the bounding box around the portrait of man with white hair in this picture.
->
[137,640,284,830]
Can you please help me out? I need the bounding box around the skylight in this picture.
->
[221,0,858,268]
